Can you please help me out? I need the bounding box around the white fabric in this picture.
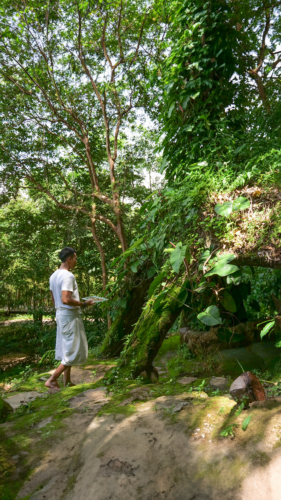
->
[49,269,80,310]
[55,308,88,366]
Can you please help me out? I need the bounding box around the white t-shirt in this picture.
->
[49,269,80,309]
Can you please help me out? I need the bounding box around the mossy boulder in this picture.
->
[0,397,13,422]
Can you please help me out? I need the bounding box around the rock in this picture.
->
[4,391,45,410]
[0,396,13,421]
[180,322,265,353]
[69,388,110,409]
[37,416,53,429]
[119,388,150,406]
[209,377,228,391]
[178,377,197,385]
[172,402,188,413]
[230,371,266,406]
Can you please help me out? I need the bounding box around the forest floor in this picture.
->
[2,327,281,499]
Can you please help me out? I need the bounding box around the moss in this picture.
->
[101,278,153,357]
[194,455,248,490]
[0,397,13,422]
[156,335,180,358]
[166,357,198,378]
[0,444,15,481]
[98,403,137,417]
[82,358,117,367]
[250,451,271,467]
[118,285,183,378]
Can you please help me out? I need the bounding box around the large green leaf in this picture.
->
[260,320,275,339]
[214,201,232,217]
[153,291,167,312]
[232,197,250,211]
[215,254,236,264]
[220,291,237,313]
[148,271,166,298]
[197,305,222,326]
[205,263,239,277]
[169,243,187,273]
[215,197,249,217]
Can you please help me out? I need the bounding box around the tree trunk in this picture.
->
[233,255,281,269]
[118,285,184,381]
[101,277,154,357]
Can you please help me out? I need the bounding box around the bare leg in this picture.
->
[64,366,76,387]
[45,363,67,391]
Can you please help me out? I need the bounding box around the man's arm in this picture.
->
[61,291,94,308]
[50,291,55,307]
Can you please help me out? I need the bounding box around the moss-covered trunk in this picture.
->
[101,277,153,357]
[118,285,184,380]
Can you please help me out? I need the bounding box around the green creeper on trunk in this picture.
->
[118,285,184,381]
[101,277,154,357]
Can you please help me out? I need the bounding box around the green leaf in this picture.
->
[148,271,166,298]
[169,243,187,273]
[177,281,191,305]
[226,270,242,285]
[220,423,238,437]
[216,254,236,264]
[232,197,250,211]
[197,305,222,326]
[205,263,239,277]
[199,250,210,264]
[153,291,167,312]
[130,259,142,273]
[242,415,252,431]
[214,201,232,217]
[185,247,191,265]
[260,320,275,339]
[220,291,237,313]
[110,237,144,268]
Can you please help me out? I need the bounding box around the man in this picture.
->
[45,247,94,391]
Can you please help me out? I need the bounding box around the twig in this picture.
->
[202,246,220,274]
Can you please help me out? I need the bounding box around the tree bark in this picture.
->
[101,277,154,357]
[118,285,183,381]
[90,220,107,290]
[233,254,281,269]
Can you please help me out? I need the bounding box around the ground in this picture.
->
[2,330,281,499]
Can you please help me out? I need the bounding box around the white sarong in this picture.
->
[55,308,88,366]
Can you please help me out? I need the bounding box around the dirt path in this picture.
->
[12,390,281,500]
[3,340,281,500]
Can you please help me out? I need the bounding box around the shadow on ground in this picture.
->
[11,390,281,500]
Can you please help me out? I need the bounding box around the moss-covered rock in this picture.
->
[0,397,13,422]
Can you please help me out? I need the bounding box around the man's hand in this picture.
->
[85,299,95,307]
